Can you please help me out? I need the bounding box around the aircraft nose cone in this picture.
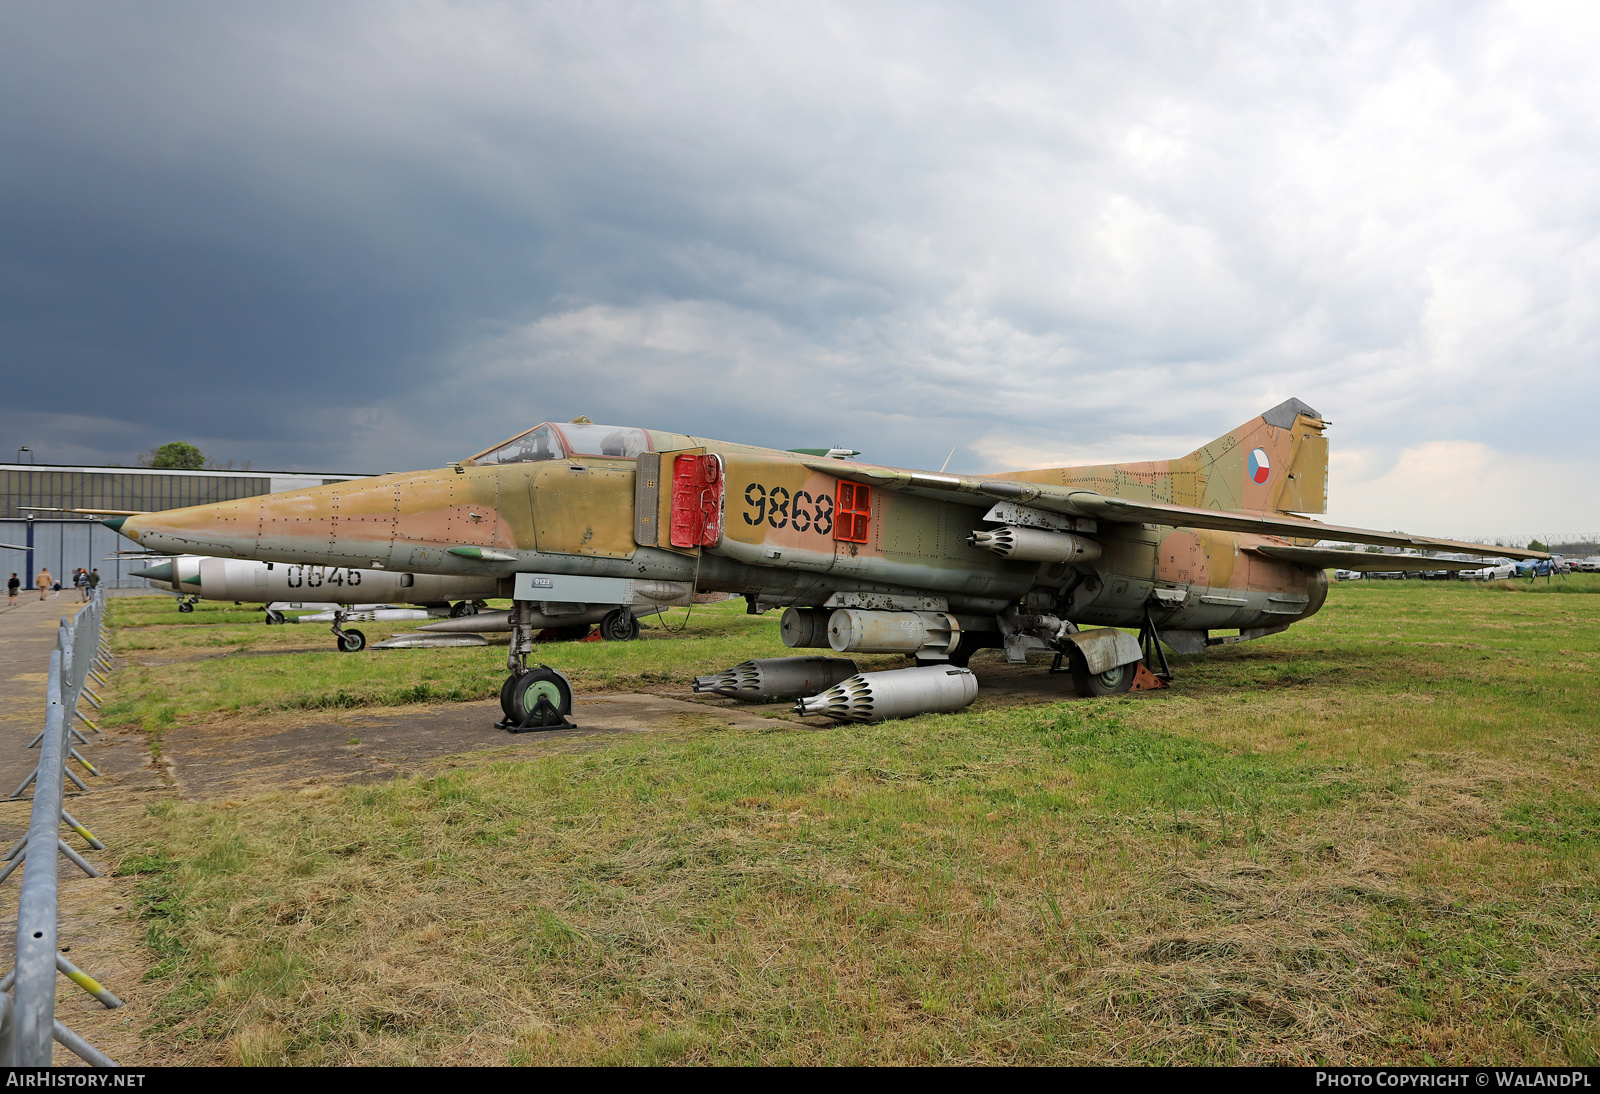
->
[129,562,174,583]
[101,516,128,532]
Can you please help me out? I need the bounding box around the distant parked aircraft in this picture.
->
[131,555,646,651]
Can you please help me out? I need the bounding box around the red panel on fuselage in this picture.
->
[671,454,724,548]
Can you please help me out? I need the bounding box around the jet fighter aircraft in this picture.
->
[106,400,1546,725]
[131,554,650,651]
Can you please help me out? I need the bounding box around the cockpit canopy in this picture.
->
[470,422,654,465]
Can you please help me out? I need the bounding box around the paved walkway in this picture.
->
[0,596,150,1067]
[0,595,91,799]
[0,596,159,824]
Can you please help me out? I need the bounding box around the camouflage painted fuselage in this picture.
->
[112,403,1336,639]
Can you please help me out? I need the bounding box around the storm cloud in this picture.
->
[2,2,1596,536]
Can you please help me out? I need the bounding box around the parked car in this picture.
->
[1419,553,1480,580]
[1460,558,1517,580]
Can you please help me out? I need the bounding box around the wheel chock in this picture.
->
[1130,663,1170,691]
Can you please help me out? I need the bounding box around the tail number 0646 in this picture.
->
[742,484,833,536]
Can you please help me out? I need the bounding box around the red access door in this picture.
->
[670,454,724,548]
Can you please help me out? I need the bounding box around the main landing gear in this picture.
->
[329,609,367,653]
[598,608,641,642]
[176,595,200,613]
[1046,607,1172,697]
[498,600,576,731]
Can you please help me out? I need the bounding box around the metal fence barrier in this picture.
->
[0,589,121,1066]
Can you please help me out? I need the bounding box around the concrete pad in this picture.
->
[153,692,808,801]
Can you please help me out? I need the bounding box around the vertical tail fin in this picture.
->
[1184,398,1328,514]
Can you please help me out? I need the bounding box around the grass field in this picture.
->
[95,579,1599,1065]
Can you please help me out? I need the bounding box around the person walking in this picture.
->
[6,573,18,605]
[73,568,88,601]
[86,568,101,597]
[35,567,51,601]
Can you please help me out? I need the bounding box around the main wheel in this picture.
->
[264,610,286,625]
[178,601,194,613]
[337,628,367,653]
[599,609,640,642]
[1070,654,1135,697]
[449,600,479,618]
[505,668,574,729]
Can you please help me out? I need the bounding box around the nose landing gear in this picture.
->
[498,600,576,731]
[329,610,367,652]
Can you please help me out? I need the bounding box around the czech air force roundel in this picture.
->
[1248,447,1271,484]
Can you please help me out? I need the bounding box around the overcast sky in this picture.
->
[2,2,1596,538]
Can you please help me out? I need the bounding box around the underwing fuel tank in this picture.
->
[692,657,860,701]
[967,526,1101,563]
[826,609,960,660]
[793,665,979,722]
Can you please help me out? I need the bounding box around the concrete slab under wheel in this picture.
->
[150,692,807,801]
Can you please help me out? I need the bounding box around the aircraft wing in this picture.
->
[799,460,1550,561]
[1248,546,1484,571]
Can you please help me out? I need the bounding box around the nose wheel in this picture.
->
[500,600,578,730]
[329,610,367,652]
[497,666,575,731]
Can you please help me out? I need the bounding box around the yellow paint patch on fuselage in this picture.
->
[528,461,635,559]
